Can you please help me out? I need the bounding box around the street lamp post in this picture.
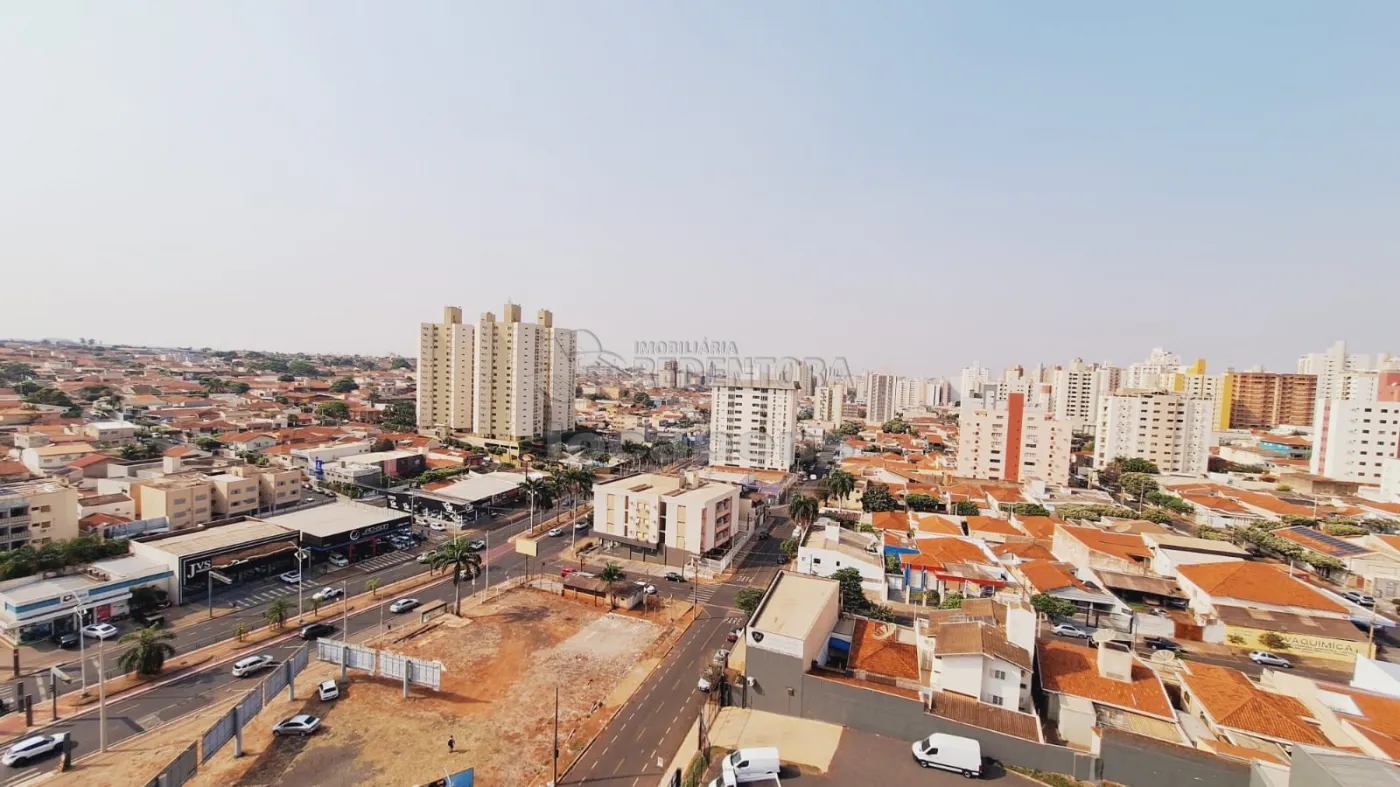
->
[97,637,107,752]
[296,545,310,621]
[341,581,349,641]
[75,610,87,694]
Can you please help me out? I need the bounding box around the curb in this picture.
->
[554,611,703,785]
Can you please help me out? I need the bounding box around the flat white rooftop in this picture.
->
[262,500,404,538]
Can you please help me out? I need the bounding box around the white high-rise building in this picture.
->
[1051,359,1118,433]
[959,363,991,405]
[416,303,577,440]
[1311,371,1400,483]
[1298,340,1356,402]
[895,377,927,412]
[866,373,898,425]
[1125,348,1182,391]
[925,378,953,408]
[813,384,847,427]
[955,393,1073,485]
[710,379,799,471]
[1094,391,1213,475]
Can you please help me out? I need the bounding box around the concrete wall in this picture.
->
[1099,729,1251,787]
[747,640,809,718]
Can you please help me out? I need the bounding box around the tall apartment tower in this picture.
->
[814,383,847,427]
[1052,359,1109,432]
[955,393,1073,485]
[1311,371,1400,483]
[710,379,799,471]
[417,306,475,432]
[959,363,991,405]
[865,373,898,425]
[1094,391,1213,475]
[416,303,576,440]
[1216,372,1318,430]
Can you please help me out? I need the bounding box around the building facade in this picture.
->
[0,482,79,551]
[417,303,577,441]
[1051,360,1118,432]
[813,383,847,427]
[1312,398,1400,484]
[710,379,799,471]
[1094,391,1213,474]
[591,472,742,566]
[1217,371,1318,430]
[865,373,897,425]
[955,393,1073,484]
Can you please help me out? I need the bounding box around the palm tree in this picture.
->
[825,470,856,509]
[519,477,554,533]
[599,562,624,582]
[116,626,177,676]
[788,494,819,531]
[431,540,484,615]
[366,578,382,597]
[621,441,644,469]
[265,597,291,629]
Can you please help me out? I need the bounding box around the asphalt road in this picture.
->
[1039,630,1352,682]
[0,506,574,783]
[563,514,789,787]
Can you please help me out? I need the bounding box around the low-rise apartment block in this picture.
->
[591,472,742,566]
[0,482,80,550]
[136,475,214,531]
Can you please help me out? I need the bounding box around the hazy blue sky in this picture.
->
[3,2,1396,376]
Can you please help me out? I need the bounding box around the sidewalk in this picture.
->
[655,708,844,787]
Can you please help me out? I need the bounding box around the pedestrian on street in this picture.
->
[448,735,455,753]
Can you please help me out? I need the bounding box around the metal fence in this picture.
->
[145,741,198,787]
[200,708,237,764]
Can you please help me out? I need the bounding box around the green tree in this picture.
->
[316,401,350,422]
[287,361,323,378]
[265,597,291,629]
[861,483,901,513]
[384,400,417,429]
[832,567,875,614]
[366,578,382,597]
[1011,503,1051,517]
[1259,632,1288,651]
[1120,472,1160,501]
[371,437,396,452]
[234,623,249,642]
[1302,551,1345,571]
[195,437,223,451]
[519,476,555,532]
[905,494,942,512]
[950,500,981,517]
[735,588,765,617]
[0,362,35,383]
[788,494,819,529]
[116,626,178,676]
[1119,458,1160,474]
[310,596,322,616]
[390,358,412,370]
[824,470,856,508]
[835,421,862,437]
[1322,522,1369,537]
[129,586,169,615]
[229,382,251,394]
[1030,593,1077,618]
[780,539,799,560]
[277,373,295,382]
[632,391,654,408]
[329,377,359,393]
[24,387,73,407]
[880,418,910,434]
[431,540,483,615]
[599,562,625,582]
[939,592,966,610]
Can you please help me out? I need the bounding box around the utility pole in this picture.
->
[483,529,491,599]
[552,684,559,786]
[207,571,214,619]
[341,580,349,640]
[97,638,107,752]
[76,610,87,694]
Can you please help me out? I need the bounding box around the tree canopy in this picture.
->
[860,483,902,512]
[330,377,359,393]
[835,421,862,437]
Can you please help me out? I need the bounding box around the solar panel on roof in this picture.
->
[1285,526,1370,557]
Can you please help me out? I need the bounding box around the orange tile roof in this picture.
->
[1177,560,1346,614]
[1181,494,1256,515]
[984,487,1028,504]
[79,512,130,527]
[964,516,1023,536]
[1017,560,1082,593]
[848,619,920,680]
[870,511,911,533]
[1013,516,1065,540]
[66,453,111,469]
[994,542,1056,561]
[0,461,31,478]
[914,538,991,565]
[1059,526,1152,564]
[1209,741,1289,766]
[1037,639,1174,718]
[1179,663,1328,745]
[911,513,963,536]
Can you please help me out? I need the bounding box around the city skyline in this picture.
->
[4,3,1398,373]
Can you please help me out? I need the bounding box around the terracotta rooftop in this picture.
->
[1176,560,1346,614]
[931,621,1032,670]
[929,690,1042,742]
[847,619,920,681]
[1179,663,1328,746]
[1017,560,1082,594]
[993,541,1056,562]
[1037,639,1174,719]
[1013,516,1066,540]
[1058,525,1152,565]
[913,537,992,566]
[911,513,963,536]
[870,511,911,533]
[964,516,1023,536]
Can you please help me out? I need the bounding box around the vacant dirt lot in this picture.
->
[191,588,664,786]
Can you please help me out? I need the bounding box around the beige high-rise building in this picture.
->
[417,303,577,440]
[865,373,897,425]
[813,384,847,427]
[955,393,1073,485]
[1094,391,1214,475]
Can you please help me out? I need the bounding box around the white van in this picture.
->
[720,747,780,783]
[911,733,982,778]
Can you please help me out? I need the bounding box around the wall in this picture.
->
[1099,729,1251,787]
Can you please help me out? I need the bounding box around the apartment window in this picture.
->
[992,669,1007,680]
[989,695,1004,706]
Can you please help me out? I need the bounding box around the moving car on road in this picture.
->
[1051,623,1087,639]
[1249,650,1292,668]
[299,623,335,640]
[81,623,118,640]
[312,587,344,603]
[54,632,80,649]
[389,598,421,614]
[1344,590,1377,607]
[1142,636,1184,652]
[279,571,302,585]
[697,665,721,692]
[635,581,657,595]
[664,571,685,582]
[548,527,564,537]
[272,714,322,736]
[468,539,487,550]
[232,654,276,677]
[2,734,64,767]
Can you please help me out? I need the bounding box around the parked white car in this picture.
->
[428,521,447,532]
[1249,650,1292,668]
[1052,623,1088,639]
[80,623,119,640]
[327,553,349,568]
[317,680,340,701]
[2,735,64,767]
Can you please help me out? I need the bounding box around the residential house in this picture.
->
[1012,560,1125,624]
[917,605,1037,713]
[20,442,99,476]
[796,520,885,596]
[1037,639,1185,751]
[963,516,1025,544]
[1179,663,1331,762]
[1052,526,1154,577]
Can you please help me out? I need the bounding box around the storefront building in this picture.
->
[130,519,300,604]
[262,500,411,561]
[0,556,173,644]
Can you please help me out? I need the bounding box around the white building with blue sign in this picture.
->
[0,555,174,644]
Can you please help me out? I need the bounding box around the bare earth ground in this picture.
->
[190,588,664,787]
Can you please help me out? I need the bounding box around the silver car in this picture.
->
[1249,650,1292,668]
[272,714,322,736]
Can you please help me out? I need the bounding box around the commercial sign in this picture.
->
[1227,625,1374,662]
